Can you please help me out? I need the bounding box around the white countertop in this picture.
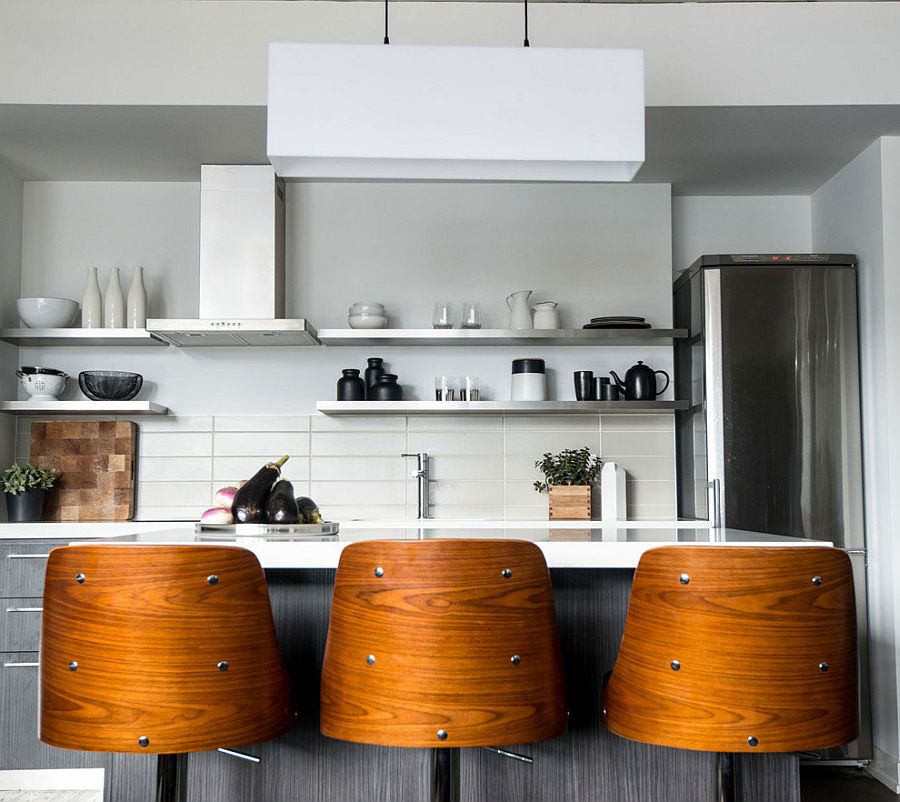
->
[24,521,830,570]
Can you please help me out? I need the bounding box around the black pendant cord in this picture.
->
[523,0,530,47]
[384,0,390,45]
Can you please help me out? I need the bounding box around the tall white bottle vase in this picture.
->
[126,266,148,329]
[600,461,627,521]
[81,266,102,329]
[103,267,125,328]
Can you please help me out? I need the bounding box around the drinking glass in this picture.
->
[433,301,453,329]
[461,376,480,401]
[435,376,458,401]
[460,301,482,329]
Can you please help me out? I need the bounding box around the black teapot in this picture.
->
[609,361,670,401]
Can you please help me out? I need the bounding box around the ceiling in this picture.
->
[1,103,899,194]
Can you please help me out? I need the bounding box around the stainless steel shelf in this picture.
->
[317,401,689,415]
[0,401,169,416]
[317,328,687,347]
[0,328,168,347]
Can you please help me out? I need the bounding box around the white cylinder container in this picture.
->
[126,266,147,328]
[81,266,102,329]
[511,358,546,401]
[103,267,125,328]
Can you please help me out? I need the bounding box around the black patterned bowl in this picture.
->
[78,371,143,401]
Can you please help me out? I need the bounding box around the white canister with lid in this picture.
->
[532,301,560,330]
[511,358,546,401]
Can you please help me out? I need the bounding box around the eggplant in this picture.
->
[296,496,324,525]
[266,480,300,524]
[231,455,289,524]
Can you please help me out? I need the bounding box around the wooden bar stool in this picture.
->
[40,545,295,802]
[602,546,857,802]
[320,539,567,802]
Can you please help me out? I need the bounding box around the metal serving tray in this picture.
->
[195,521,339,539]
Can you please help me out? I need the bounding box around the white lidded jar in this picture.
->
[81,265,102,329]
[126,266,147,328]
[511,358,546,401]
[104,266,125,328]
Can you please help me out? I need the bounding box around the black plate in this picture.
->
[583,322,652,329]
[589,316,646,323]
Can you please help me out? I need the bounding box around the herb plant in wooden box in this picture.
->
[534,448,602,520]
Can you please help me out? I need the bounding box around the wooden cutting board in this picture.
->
[30,420,137,521]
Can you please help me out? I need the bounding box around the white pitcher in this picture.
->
[507,290,534,330]
[532,300,560,330]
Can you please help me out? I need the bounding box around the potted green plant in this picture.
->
[1,462,58,523]
[534,447,602,520]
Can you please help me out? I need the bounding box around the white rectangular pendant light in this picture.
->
[267,43,644,182]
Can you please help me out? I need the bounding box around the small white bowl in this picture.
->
[18,371,67,401]
[16,297,79,329]
[348,314,388,329]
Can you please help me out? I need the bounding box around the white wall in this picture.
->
[672,196,812,274]
[0,162,23,519]
[811,138,897,789]
[3,1,900,108]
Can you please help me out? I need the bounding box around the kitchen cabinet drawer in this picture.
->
[0,652,106,769]
[0,598,42,652]
[0,542,59,597]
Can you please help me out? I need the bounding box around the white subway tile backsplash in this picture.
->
[406,431,503,456]
[212,456,310,484]
[120,412,678,522]
[137,481,212,507]
[311,431,406,456]
[310,480,406,506]
[134,415,213,433]
[505,415,599,432]
[214,415,310,432]
[214,431,310,457]
[408,415,503,432]
[311,456,405,481]
[602,430,674,457]
[311,414,405,432]
[602,455,676,482]
[140,432,213,457]
[138,457,212,482]
[504,430,600,457]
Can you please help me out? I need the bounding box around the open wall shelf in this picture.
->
[318,328,687,347]
[317,401,688,416]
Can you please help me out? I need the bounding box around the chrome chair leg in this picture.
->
[432,747,459,802]
[717,752,741,802]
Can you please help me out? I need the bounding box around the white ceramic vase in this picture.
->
[81,266,102,329]
[126,266,147,328]
[104,267,125,328]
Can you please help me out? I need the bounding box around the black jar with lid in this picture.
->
[369,374,403,401]
[337,368,366,401]
[364,357,386,399]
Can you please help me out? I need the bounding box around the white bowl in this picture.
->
[16,297,79,329]
[348,314,388,329]
[18,371,67,401]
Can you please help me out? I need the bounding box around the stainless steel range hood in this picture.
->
[148,165,319,347]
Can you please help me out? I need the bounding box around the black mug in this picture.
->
[574,371,595,401]
[594,376,610,399]
[600,383,620,401]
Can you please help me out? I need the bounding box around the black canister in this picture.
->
[574,371,595,401]
[337,368,366,401]
[600,382,620,401]
[594,376,610,399]
[370,374,403,401]
[364,357,385,399]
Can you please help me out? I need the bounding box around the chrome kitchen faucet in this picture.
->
[402,452,431,519]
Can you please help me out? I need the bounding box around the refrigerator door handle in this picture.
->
[707,479,722,528]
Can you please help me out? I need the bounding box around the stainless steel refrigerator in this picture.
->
[673,253,869,760]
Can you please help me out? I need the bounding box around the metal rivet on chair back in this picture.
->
[40,545,294,754]
[320,540,567,748]
[602,546,857,753]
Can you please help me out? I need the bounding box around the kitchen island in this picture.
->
[1,523,832,802]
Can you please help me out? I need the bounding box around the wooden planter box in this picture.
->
[548,485,591,520]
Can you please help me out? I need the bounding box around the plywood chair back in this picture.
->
[602,546,857,752]
[320,539,567,748]
[41,545,294,754]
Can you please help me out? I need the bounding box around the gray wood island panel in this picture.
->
[183,569,798,802]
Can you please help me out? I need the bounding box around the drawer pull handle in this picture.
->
[6,554,50,560]
[3,662,39,668]
[5,607,43,613]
